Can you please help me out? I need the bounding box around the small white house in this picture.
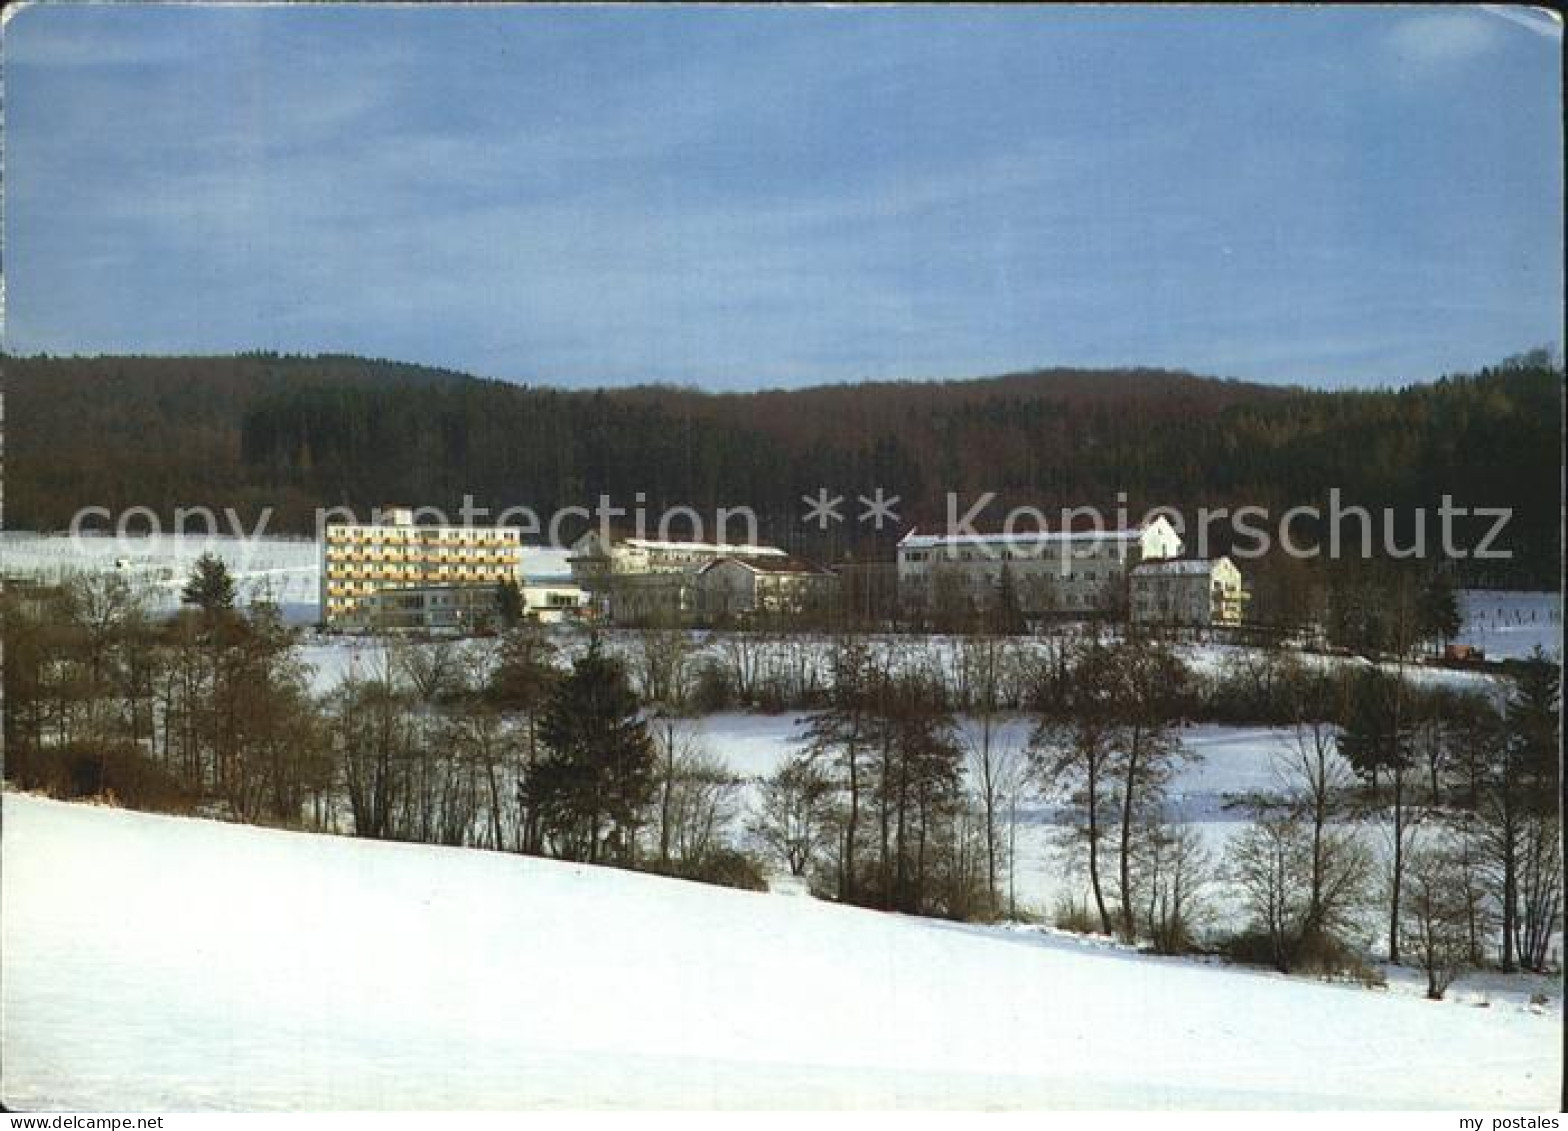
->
[522,582,590,624]
[1129,556,1246,627]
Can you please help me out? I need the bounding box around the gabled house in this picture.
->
[696,555,837,621]
[1129,555,1246,627]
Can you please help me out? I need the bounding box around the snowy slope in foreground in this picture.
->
[2,795,1558,1111]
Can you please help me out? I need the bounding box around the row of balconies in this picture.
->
[325,542,517,555]
[324,557,516,568]
[350,563,507,570]
[326,551,516,564]
[325,529,517,546]
[326,577,506,592]
[327,566,512,582]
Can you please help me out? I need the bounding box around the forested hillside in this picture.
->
[2,350,1560,584]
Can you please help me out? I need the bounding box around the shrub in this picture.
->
[688,659,735,713]
[643,848,770,893]
[42,740,198,814]
[1220,929,1280,968]
[1220,927,1385,987]
[688,848,770,892]
[753,677,792,715]
[1053,894,1103,935]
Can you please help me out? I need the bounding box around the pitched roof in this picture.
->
[1129,556,1233,577]
[574,528,785,556]
[621,537,786,556]
[898,513,1177,551]
[898,527,1142,549]
[699,554,832,576]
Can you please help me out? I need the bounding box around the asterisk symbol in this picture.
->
[801,488,845,530]
[859,487,901,530]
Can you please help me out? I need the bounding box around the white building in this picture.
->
[568,531,788,581]
[1129,556,1246,627]
[696,555,836,621]
[321,507,522,628]
[522,581,591,624]
[567,531,800,624]
[896,516,1182,616]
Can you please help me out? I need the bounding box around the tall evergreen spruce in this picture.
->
[496,579,524,629]
[528,638,655,865]
[1417,572,1462,655]
[180,552,237,614]
[991,564,1027,635]
[1505,649,1560,785]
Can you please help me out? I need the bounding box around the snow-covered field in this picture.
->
[692,712,1287,815]
[297,628,1516,704]
[1458,589,1562,660]
[2,792,1558,1111]
[0,531,321,621]
[685,712,1562,969]
[691,714,1343,924]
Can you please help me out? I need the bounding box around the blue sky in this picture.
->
[2,4,1561,389]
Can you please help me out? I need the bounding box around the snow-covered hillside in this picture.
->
[2,794,1557,1110]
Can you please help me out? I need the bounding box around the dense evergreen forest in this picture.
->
[2,349,1560,585]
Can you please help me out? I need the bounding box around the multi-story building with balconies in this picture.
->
[320,506,522,629]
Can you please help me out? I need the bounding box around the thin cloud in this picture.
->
[1478,6,1562,41]
[1383,11,1505,68]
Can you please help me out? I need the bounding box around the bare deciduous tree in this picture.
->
[750,755,835,879]
[1403,833,1476,999]
[1134,820,1212,955]
[1228,813,1313,973]
[1029,642,1121,935]
[632,617,695,711]
[961,634,1021,917]
[1271,670,1370,954]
